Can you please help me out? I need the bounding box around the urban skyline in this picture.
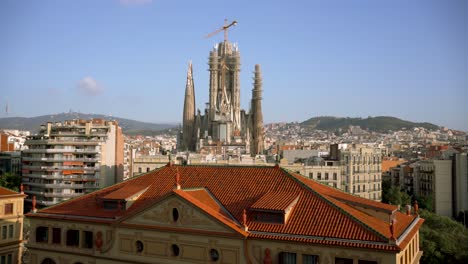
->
[1,0,467,131]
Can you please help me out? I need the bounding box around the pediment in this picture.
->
[123,194,237,234]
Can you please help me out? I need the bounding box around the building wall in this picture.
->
[248,239,398,264]
[454,153,468,215]
[22,119,124,208]
[433,160,452,217]
[0,193,25,264]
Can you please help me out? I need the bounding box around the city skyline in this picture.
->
[1,0,467,131]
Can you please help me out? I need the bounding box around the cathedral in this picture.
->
[179,39,264,157]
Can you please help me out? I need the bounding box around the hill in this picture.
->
[300,116,439,132]
[0,112,177,135]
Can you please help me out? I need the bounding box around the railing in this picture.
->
[22,165,100,171]
[25,182,85,189]
[23,149,99,154]
[22,157,100,162]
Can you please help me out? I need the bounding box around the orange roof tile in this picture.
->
[102,184,148,200]
[251,190,299,212]
[382,159,407,172]
[0,186,19,196]
[29,165,423,252]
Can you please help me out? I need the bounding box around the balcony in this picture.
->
[25,138,103,145]
[25,182,86,189]
[23,148,99,154]
[22,157,100,162]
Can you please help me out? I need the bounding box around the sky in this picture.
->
[1,0,467,130]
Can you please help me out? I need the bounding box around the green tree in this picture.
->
[0,172,21,192]
[419,209,468,263]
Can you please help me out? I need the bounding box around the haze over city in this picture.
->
[1,0,467,130]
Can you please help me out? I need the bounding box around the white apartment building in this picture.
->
[282,144,383,201]
[21,119,123,208]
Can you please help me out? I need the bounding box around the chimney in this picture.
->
[175,168,181,190]
[406,204,411,216]
[20,184,24,194]
[413,200,419,215]
[242,209,248,231]
[32,195,37,213]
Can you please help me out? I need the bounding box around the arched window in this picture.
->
[41,258,56,264]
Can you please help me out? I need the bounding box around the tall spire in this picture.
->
[250,64,264,156]
[182,61,196,151]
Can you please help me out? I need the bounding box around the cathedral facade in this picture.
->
[179,40,264,156]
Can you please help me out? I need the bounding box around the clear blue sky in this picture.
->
[1,0,467,130]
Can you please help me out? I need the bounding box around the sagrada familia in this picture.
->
[179,34,264,157]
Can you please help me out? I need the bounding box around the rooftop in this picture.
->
[29,164,422,251]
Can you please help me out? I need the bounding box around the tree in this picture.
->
[419,209,468,263]
[0,172,21,192]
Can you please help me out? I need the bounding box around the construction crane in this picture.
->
[205,19,238,42]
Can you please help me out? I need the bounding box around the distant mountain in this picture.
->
[300,116,439,132]
[0,112,177,135]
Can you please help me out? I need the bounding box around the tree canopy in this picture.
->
[419,209,468,263]
[0,172,21,192]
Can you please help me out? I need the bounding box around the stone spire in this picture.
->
[182,61,196,151]
[250,64,264,156]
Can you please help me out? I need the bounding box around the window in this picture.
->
[1,226,6,239]
[52,228,61,244]
[279,252,296,264]
[210,249,220,261]
[138,167,142,173]
[66,230,79,247]
[172,208,179,222]
[309,172,313,178]
[302,254,319,264]
[317,173,321,180]
[146,167,150,172]
[136,240,144,253]
[358,261,377,264]
[335,258,353,264]
[7,225,13,239]
[363,185,366,192]
[171,244,180,256]
[325,173,329,180]
[333,173,337,180]
[36,226,48,243]
[4,203,13,215]
[1,254,12,264]
[82,231,93,248]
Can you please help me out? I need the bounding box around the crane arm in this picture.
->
[205,19,238,42]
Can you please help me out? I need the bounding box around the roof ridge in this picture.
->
[174,164,275,168]
[172,190,248,236]
[182,187,242,226]
[281,168,389,242]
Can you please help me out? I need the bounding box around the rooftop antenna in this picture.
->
[5,101,8,115]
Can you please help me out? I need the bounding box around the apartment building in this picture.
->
[414,160,452,217]
[283,144,383,201]
[0,187,26,264]
[21,119,124,208]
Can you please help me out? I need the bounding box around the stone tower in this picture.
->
[207,41,241,143]
[250,64,264,156]
[182,61,196,151]
[179,31,264,156]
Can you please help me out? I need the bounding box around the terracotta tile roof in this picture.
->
[102,184,148,200]
[251,190,299,212]
[382,159,407,172]
[30,164,422,251]
[0,186,23,197]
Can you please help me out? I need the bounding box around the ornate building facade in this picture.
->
[179,40,264,157]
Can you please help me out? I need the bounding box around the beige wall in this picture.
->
[0,195,25,264]
[433,160,452,217]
